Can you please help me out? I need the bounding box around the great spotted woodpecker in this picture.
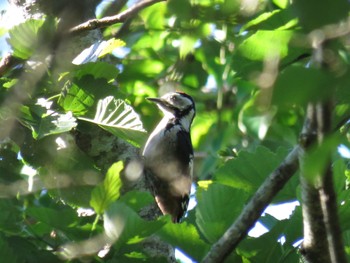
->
[142,92,195,223]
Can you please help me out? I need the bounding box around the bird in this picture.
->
[142,91,195,223]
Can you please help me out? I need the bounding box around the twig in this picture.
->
[202,146,300,263]
[69,0,166,34]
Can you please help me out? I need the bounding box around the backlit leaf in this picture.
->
[79,96,147,146]
[7,19,44,59]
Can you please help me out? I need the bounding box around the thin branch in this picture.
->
[69,0,166,34]
[202,146,300,263]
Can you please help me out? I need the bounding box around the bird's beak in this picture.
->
[147,97,170,109]
[147,97,173,111]
[146,97,163,104]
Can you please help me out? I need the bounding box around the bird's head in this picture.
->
[147,92,195,128]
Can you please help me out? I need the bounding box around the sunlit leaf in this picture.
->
[19,100,77,139]
[238,30,293,60]
[241,9,296,32]
[273,0,289,9]
[79,96,147,146]
[90,161,124,214]
[59,82,94,115]
[7,19,44,59]
[180,35,197,58]
[118,60,165,82]
[59,76,117,116]
[36,111,77,139]
[140,2,166,30]
[99,38,125,58]
[72,38,125,64]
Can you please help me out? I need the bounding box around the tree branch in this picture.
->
[315,102,346,263]
[299,103,331,262]
[299,102,347,263]
[202,146,300,263]
[69,0,166,34]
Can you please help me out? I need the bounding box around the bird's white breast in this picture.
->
[142,117,180,158]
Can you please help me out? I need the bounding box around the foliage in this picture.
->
[1,0,350,262]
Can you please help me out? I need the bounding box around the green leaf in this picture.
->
[140,2,166,30]
[7,236,61,263]
[59,81,95,115]
[293,0,349,31]
[0,144,22,183]
[241,9,296,32]
[104,202,164,249]
[167,0,192,21]
[73,62,119,82]
[59,76,117,116]
[218,146,299,203]
[180,35,197,58]
[332,159,347,196]
[99,38,125,58]
[215,147,284,193]
[238,95,277,140]
[0,235,19,263]
[272,65,334,107]
[26,207,78,230]
[119,190,154,212]
[24,134,102,207]
[238,209,302,263]
[157,221,210,261]
[20,100,77,139]
[72,38,125,64]
[36,111,77,139]
[118,60,165,82]
[273,0,289,9]
[79,96,147,146]
[238,30,293,60]
[90,161,124,214]
[0,200,22,234]
[7,19,44,59]
[196,183,248,243]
